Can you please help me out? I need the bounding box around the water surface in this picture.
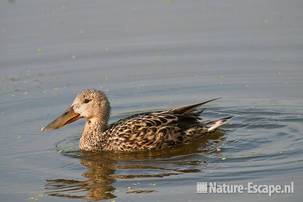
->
[1,0,303,201]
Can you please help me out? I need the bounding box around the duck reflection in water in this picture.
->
[44,131,224,201]
[45,152,116,200]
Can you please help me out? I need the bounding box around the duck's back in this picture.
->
[102,99,231,152]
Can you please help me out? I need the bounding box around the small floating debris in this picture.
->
[36,48,43,54]
[28,193,44,201]
[126,187,156,194]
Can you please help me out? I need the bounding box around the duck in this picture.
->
[42,89,231,152]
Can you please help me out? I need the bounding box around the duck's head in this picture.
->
[42,89,110,132]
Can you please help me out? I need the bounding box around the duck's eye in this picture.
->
[83,99,92,104]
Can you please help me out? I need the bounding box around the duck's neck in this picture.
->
[79,93,111,151]
[80,118,108,151]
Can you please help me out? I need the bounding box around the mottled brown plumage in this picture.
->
[43,89,231,152]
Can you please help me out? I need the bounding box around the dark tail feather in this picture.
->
[169,98,221,114]
[206,116,232,132]
[192,108,206,116]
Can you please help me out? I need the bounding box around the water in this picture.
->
[1,0,303,201]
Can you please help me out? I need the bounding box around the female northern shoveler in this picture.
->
[42,89,231,152]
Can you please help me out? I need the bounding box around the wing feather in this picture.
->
[166,98,220,115]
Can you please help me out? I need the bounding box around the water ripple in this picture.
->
[44,105,303,200]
